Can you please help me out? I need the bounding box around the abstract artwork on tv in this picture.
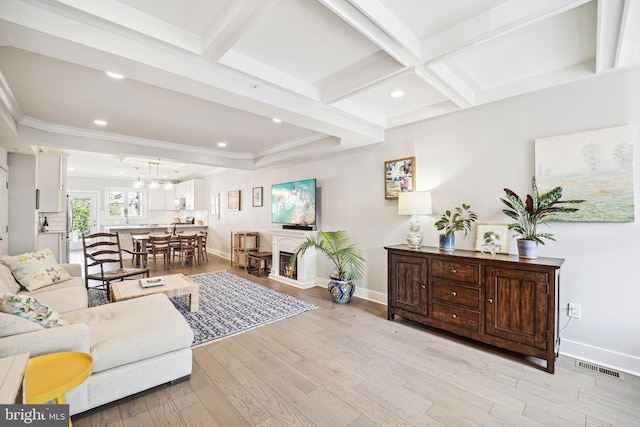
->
[535,125,634,222]
[271,179,316,226]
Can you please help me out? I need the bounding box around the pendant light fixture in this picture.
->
[164,170,177,190]
[148,162,160,190]
[132,167,144,189]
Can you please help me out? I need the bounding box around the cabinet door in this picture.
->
[485,266,548,350]
[37,154,63,212]
[389,253,427,315]
[148,187,165,210]
[164,187,175,210]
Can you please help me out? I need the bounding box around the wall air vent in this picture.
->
[575,360,623,380]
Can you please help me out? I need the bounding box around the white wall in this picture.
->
[204,66,640,375]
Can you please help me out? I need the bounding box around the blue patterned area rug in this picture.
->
[88,270,318,347]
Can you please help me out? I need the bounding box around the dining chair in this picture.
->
[198,231,208,262]
[148,234,172,269]
[82,232,149,296]
[173,234,198,267]
[130,231,150,266]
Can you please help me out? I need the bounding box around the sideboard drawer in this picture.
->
[431,260,480,286]
[432,302,480,332]
[432,281,480,309]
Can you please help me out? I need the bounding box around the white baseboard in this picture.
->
[560,338,640,377]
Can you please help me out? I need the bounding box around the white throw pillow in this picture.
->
[0,292,68,328]
[0,249,71,292]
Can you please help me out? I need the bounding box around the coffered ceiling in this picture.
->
[0,0,639,179]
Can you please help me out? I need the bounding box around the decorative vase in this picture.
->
[328,276,355,304]
[439,234,455,251]
[517,239,538,259]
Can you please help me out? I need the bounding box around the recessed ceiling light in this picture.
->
[272,118,282,123]
[94,119,107,126]
[106,71,124,79]
[217,142,227,147]
[390,90,405,98]
[68,166,75,171]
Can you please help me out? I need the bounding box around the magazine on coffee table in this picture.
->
[140,277,165,288]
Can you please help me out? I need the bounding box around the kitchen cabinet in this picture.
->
[386,245,563,373]
[36,154,66,212]
[148,186,175,210]
[173,179,205,210]
[38,232,66,263]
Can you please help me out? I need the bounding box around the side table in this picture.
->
[26,352,94,426]
[247,252,272,277]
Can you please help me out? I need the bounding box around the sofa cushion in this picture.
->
[28,280,89,314]
[1,249,72,291]
[0,263,20,294]
[0,292,68,328]
[0,311,45,337]
[64,293,194,373]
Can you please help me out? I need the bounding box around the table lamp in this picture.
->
[398,191,433,249]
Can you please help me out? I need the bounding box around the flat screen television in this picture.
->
[271,178,316,228]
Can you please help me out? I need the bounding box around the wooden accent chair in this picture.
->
[82,232,149,296]
[173,234,198,267]
[148,234,172,269]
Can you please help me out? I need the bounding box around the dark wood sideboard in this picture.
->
[385,244,564,373]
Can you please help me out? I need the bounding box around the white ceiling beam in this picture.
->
[200,0,278,62]
[37,0,201,53]
[596,0,626,72]
[318,0,418,66]
[422,0,592,63]
[347,0,421,58]
[415,65,474,109]
[616,0,640,67]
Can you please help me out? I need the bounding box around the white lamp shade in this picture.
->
[398,191,433,215]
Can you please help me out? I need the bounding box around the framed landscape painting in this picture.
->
[535,125,634,222]
[385,157,415,199]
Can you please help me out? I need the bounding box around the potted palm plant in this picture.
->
[434,204,477,251]
[290,230,366,303]
[501,176,584,258]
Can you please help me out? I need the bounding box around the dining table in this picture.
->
[131,233,205,267]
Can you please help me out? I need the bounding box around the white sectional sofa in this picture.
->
[0,257,194,415]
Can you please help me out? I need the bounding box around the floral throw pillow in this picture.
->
[0,248,71,291]
[0,292,68,328]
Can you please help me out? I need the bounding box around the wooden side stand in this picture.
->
[231,231,259,269]
[247,252,272,277]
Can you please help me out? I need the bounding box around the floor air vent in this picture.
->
[575,360,623,380]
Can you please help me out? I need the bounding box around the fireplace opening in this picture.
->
[279,251,297,280]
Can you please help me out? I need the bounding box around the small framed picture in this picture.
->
[474,222,510,254]
[384,157,415,200]
[210,193,220,220]
[228,190,241,211]
[252,187,263,207]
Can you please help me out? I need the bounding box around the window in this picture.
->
[107,188,145,218]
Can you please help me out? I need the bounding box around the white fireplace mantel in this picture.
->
[269,228,318,289]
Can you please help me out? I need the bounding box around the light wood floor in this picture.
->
[71,252,640,426]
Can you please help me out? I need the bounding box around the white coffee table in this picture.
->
[111,273,199,312]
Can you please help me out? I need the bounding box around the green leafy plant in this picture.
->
[290,230,366,281]
[434,204,477,237]
[501,176,584,244]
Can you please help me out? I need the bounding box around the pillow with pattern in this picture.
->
[0,248,71,291]
[0,292,68,328]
